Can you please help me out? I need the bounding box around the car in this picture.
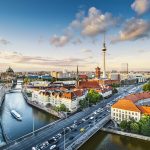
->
[88,121,92,124]
[90,116,94,120]
[48,138,57,144]
[69,136,74,140]
[82,118,86,122]
[32,147,36,150]
[76,120,82,125]
[70,124,77,129]
[50,145,57,150]
[93,111,97,115]
[85,116,90,120]
[55,133,61,139]
[80,128,85,132]
[72,128,77,132]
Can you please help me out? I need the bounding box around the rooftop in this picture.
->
[112,99,141,112]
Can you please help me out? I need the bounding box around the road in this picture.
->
[3,84,143,150]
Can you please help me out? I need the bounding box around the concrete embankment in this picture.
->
[0,85,11,147]
[22,92,64,119]
[101,127,150,141]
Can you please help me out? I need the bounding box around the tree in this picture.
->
[130,122,140,134]
[59,104,68,112]
[143,82,150,92]
[79,98,88,109]
[23,77,30,84]
[86,89,102,105]
[140,122,150,136]
[120,120,128,131]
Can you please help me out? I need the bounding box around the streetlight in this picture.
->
[32,109,35,136]
[63,128,66,150]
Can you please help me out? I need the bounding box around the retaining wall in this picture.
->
[101,127,150,141]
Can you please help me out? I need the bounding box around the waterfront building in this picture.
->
[111,92,150,123]
[32,88,86,112]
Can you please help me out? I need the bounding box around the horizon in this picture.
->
[0,0,150,72]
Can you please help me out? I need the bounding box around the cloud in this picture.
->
[0,38,11,45]
[111,18,150,43]
[0,50,87,70]
[81,7,118,37]
[131,0,150,15]
[50,7,118,46]
[72,38,82,45]
[50,34,70,47]
[81,49,92,53]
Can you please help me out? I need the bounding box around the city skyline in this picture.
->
[0,0,150,72]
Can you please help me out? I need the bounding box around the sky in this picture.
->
[0,0,150,72]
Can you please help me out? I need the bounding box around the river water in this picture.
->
[0,83,58,141]
[79,130,150,150]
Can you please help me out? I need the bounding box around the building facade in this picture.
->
[111,92,150,123]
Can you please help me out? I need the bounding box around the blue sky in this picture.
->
[0,0,150,71]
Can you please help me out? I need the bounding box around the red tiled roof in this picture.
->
[78,80,100,89]
[124,92,150,103]
[137,106,150,115]
[112,99,141,112]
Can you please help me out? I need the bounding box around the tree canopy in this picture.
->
[143,82,150,92]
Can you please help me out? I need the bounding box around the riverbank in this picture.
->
[22,91,65,119]
[101,127,150,141]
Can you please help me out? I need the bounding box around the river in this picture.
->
[0,82,58,142]
[79,130,150,150]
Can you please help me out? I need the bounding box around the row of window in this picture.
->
[112,109,138,116]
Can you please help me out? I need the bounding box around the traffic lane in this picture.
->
[56,111,109,150]
[58,112,107,150]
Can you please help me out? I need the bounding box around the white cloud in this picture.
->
[111,18,150,43]
[50,7,118,46]
[81,49,92,53]
[50,34,70,47]
[0,38,10,45]
[131,0,150,15]
[81,7,118,36]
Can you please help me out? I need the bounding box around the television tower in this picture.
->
[102,33,107,78]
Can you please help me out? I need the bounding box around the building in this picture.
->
[111,92,150,123]
[109,72,120,81]
[0,67,15,82]
[32,88,86,112]
[95,67,101,79]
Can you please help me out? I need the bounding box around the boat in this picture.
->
[11,110,22,121]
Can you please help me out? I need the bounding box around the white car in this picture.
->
[32,147,36,150]
[50,145,57,150]
[90,116,94,120]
